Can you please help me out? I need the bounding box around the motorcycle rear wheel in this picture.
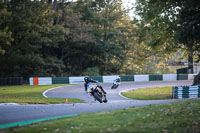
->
[111,84,116,89]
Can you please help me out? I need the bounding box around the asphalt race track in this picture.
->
[0,80,193,126]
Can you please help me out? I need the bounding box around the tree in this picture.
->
[61,6,96,76]
[175,1,200,73]
[0,1,13,55]
[134,0,200,73]
[0,0,68,78]
[73,0,131,75]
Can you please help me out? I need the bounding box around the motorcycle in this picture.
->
[111,79,120,89]
[87,82,107,103]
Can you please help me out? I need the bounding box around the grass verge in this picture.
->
[0,85,84,104]
[1,99,200,133]
[122,86,172,100]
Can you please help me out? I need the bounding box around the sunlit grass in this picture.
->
[0,85,84,104]
[122,87,172,100]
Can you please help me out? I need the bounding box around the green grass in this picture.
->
[0,85,84,104]
[1,99,200,133]
[122,86,172,100]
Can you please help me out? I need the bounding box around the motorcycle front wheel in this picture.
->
[112,84,118,89]
[93,92,103,103]
[111,84,116,89]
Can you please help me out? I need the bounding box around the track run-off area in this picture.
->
[0,80,193,127]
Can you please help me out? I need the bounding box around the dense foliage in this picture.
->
[0,0,199,80]
[134,0,200,73]
[0,0,152,80]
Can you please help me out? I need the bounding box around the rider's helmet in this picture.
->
[84,76,90,83]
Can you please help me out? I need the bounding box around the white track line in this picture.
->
[0,103,19,106]
[42,85,70,98]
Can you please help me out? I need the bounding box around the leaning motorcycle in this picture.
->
[111,80,120,89]
[87,82,107,103]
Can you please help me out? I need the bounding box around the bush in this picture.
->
[82,67,100,76]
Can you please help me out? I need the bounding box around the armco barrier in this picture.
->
[29,74,196,85]
[134,75,149,82]
[149,75,162,81]
[38,77,52,85]
[172,86,200,99]
[188,74,196,80]
[29,77,52,85]
[163,74,177,81]
[90,76,103,82]
[69,76,85,84]
[103,75,119,83]
[120,75,134,82]
[177,74,188,80]
[52,77,69,84]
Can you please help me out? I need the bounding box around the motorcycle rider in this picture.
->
[84,76,106,94]
[84,76,107,103]
[84,76,107,95]
[114,77,121,83]
[111,77,121,89]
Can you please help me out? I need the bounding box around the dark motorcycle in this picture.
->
[111,79,120,89]
[87,82,107,103]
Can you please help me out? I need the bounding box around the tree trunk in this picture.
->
[52,0,66,25]
[53,0,57,12]
[192,72,200,85]
[52,0,58,25]
[188,48,194,74]
[47,0,52,4]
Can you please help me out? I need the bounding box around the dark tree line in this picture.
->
[0,0,136,80]
[1,0,200,81]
